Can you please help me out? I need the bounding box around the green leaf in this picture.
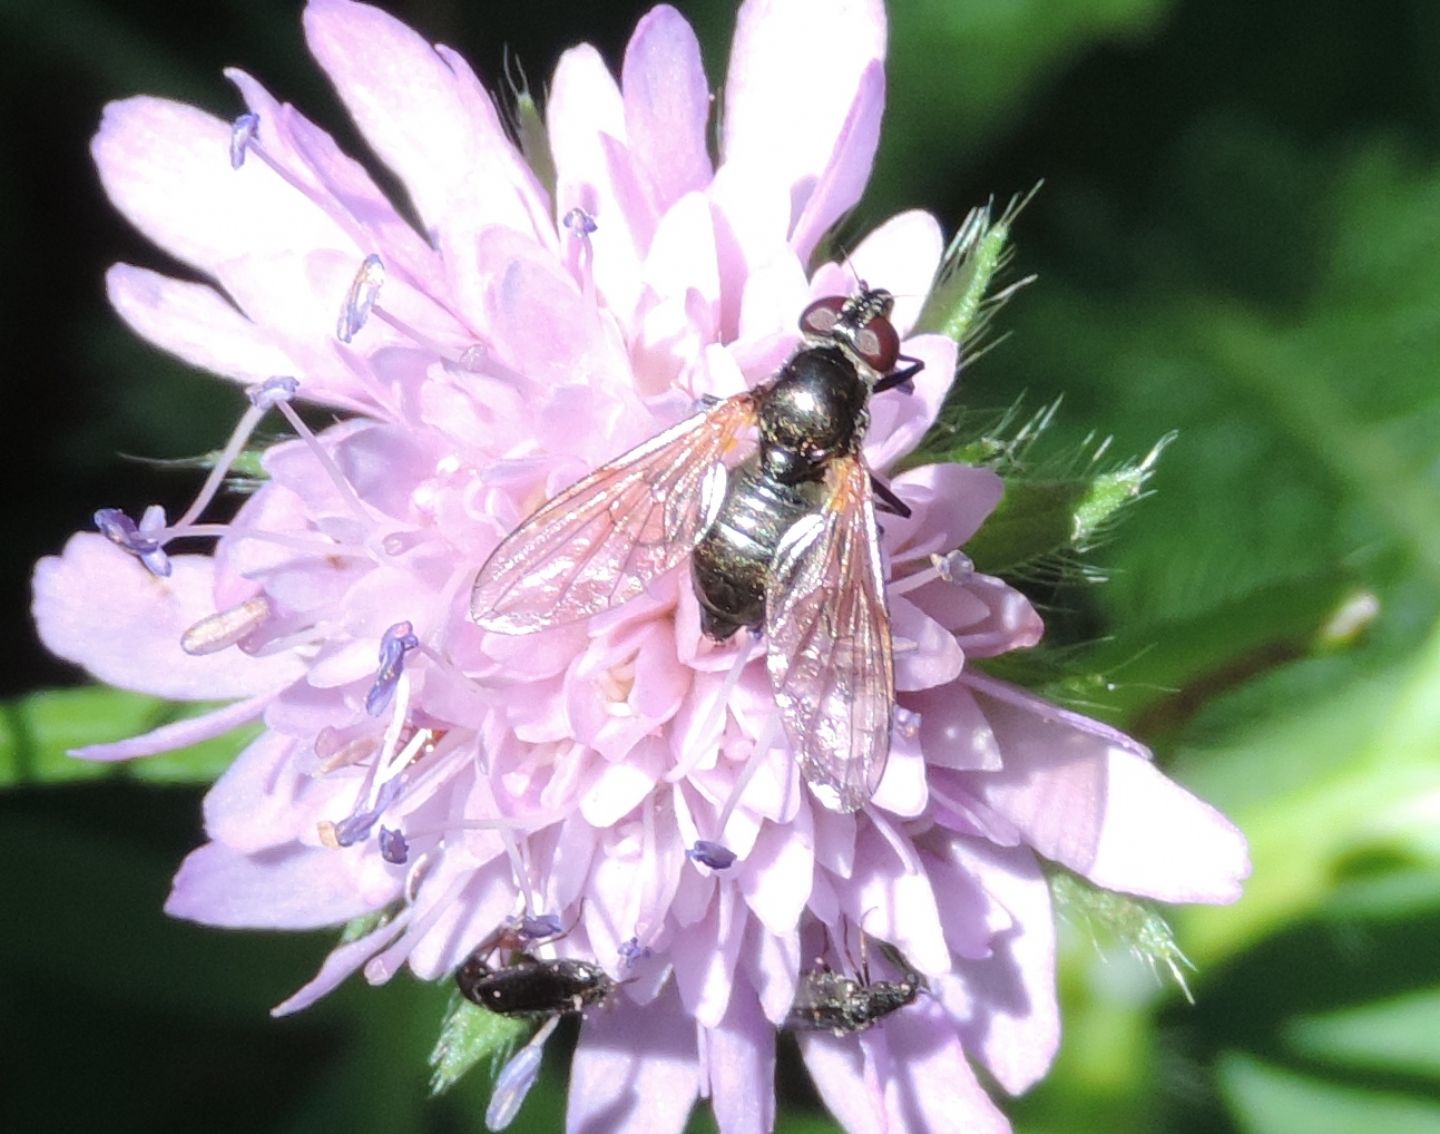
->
[874,0,1174,213]
[1287,986,1440,1080]
[1218,1053,1440,1134]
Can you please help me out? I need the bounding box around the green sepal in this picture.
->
[1050,870,1195,1002]
[511,86,556,202]
[429,993,531,1097]
[916,187,1039,348]
[0,686,257,788]
[130,445,268,483]
[964,438,1167,575]
[339,910,391,946]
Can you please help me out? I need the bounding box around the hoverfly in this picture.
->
[786,942,924,1035]
[470,287,922,812]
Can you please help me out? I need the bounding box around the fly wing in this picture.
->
[471,395,755,632]
[765,456,894,812]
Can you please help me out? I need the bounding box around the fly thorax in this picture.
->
[758,346,869,482]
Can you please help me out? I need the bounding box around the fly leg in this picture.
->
[869,474,911,519]
[873,355,924,394]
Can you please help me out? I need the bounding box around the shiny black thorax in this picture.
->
[691,345,870,640]
[456,951,613,1018]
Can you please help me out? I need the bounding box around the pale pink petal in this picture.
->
[707,161,794,338]
[966,671,1149,759]
[967,677,1251,902]
[548,43,651,320]
[402,856,524,979]
[92,97,356,279]
[946,838,1059,1093]
[723,0,886,228]
[811,805,857,877]
[581,738,666,827]
[868,731,928,817]
[623,5,713,212]
[953,578,1045,656]
[910,684,1001,772]
[892,596,965,691]
[883,1001,1013,1133]
[915,844,998,960]
[33,535,305,700]
[738,803,814,934]
[744,920,801,1025]
[706,983,776,1134]
[846,824,950,977]
[788,62,885,261]
[303,0,548,244]
[797,1031,887,1133]
[672,880,746,1027]
[203,731,318,853]
[887,464,1005,560]
[225,66,441,282]
[105,265,299,388]
[271,907,411,1016]
[568,986,700,1134]
[165,840,387,928]
[639,190,721,337]
[221,248,435,379]
[735,250,810,344]
[471,226,632,401]
[72,692,271,762]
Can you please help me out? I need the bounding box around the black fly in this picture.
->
[470,287,922,812]
[786,941,925,1035]
[453,927,615,1131]
[456,949,614,1018]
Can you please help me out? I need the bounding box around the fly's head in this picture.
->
[798,287,900,383]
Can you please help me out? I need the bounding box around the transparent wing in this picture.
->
[765,456,894,813]
[471,396,755,632]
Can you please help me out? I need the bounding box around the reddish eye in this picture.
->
[799,295,847,337]
[854,315,899,373]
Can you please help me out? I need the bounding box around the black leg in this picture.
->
[874,354,924,394]
[870,474,912,518]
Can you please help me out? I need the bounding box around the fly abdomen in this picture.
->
[692,459,821,640]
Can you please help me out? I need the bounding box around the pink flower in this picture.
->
[30,2,1249,1132]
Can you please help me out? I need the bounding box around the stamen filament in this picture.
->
[170,402,269,531]
[714,710,780,838]
[269,396,375,522]
[667,634,757,783]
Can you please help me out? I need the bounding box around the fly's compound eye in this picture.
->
[851,312,899,374]
[799,295,848,338]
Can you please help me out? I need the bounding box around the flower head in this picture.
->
[31,2,1249,1130]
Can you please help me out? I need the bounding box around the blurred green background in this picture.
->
[4,0,1440,1131]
